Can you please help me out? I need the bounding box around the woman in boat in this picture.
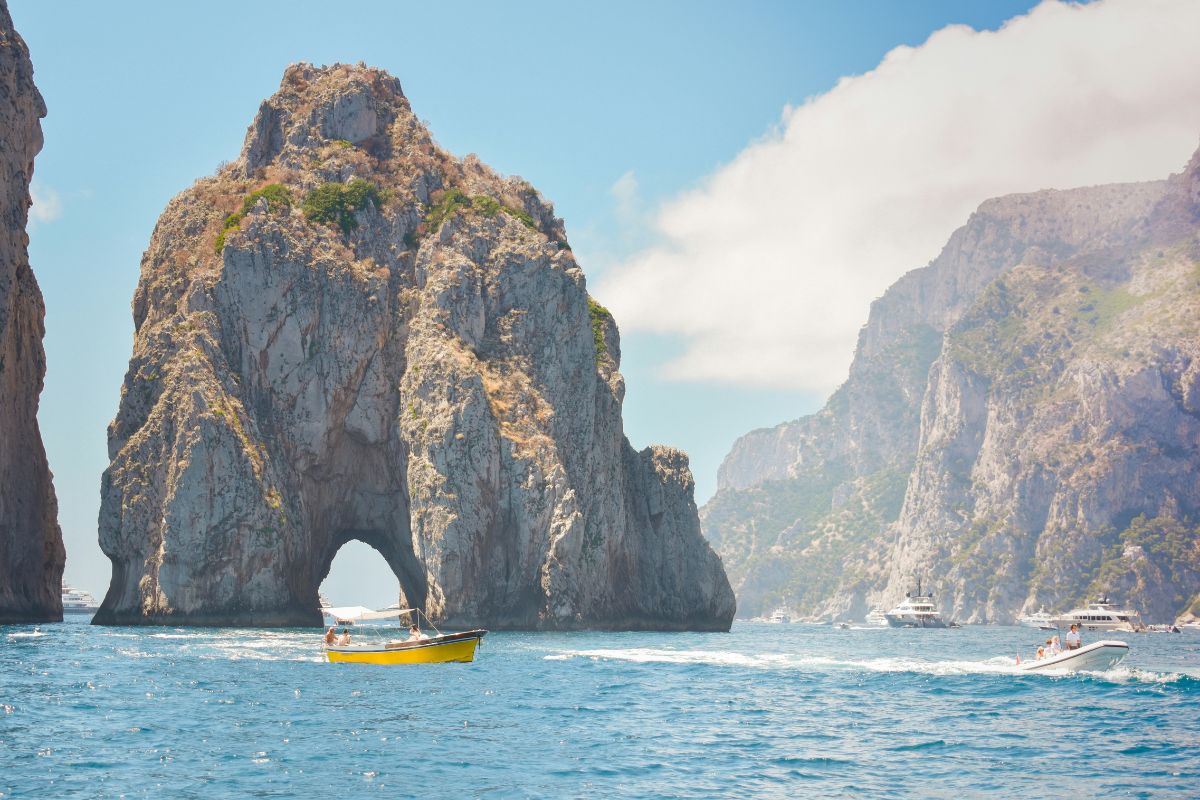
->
[337,628,351,646]
[407,624,430,642]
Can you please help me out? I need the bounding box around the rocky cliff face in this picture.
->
[95,63,734,629]
[0,0,64,624]
[705,146,1200,623]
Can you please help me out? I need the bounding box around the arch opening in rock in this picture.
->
[316,531,426,615]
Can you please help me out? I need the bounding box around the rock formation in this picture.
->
[705,143,1200,623]
[0,0,64,624]
[95,63,734,629]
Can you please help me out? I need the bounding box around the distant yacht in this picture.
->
[884,580,954,628]
[61,581,100,615]
[768,607,791,624]
[1017,608,1057,630]
[1052,597,1144,632]
[865,608,888,627]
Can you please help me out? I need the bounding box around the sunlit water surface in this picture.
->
[2,620,1198,798]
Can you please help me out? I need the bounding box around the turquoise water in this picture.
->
[2,620,1198,798]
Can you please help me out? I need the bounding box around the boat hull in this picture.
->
[325,630,486,665]
[1019,640,1128,673]
[885,614,951,629]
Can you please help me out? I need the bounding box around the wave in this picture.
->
[545,647,1196,686]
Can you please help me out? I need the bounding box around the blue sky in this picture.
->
[12,0,1045,605]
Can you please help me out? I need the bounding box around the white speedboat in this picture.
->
[865,608,888,627]
[885,581,954,628]
[1019,640,1129,672]
[1017,607,1056,630]
[1052,597,1144,632]
[768,607,791,624]
[61,581,100,615]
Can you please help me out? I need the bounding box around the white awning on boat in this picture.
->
[322,606,417,622]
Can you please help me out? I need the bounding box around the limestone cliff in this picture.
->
[95,64,734,629]
[705,145,1200,623]
[0,0,64,624]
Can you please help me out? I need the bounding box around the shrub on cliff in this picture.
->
[215,183,294,254]
[302,178,386,235]
[588,297,611,363]
[424,189,538,235]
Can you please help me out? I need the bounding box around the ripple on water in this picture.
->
[1,623,1198,797]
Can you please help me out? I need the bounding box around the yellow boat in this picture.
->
[325,629,488,665]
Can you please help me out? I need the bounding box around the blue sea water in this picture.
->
[2,620,1198,798]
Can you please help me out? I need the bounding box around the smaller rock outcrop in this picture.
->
[0,0,64,624]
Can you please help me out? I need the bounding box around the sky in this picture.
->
[13,0,1200,609]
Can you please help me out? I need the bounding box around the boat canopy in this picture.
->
[323,606,418,622]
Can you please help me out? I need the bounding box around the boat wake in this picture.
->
[5,629,45,639]
[545,647,1194,685]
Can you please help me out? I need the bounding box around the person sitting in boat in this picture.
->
[1049,635,1061,655]
[407,624,430,642]
[337,628,351,646]
[1036,645,1045,660]
[324,627,337,646]
[1065,624,1081,650]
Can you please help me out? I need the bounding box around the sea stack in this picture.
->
[95,63,734,629]
[0,0,65,624]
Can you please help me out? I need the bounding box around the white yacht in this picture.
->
[768,607,791,624]
[1017,608,1057,630]
[1053,597,1145,633]
[885,581,954,628]
[61,581,100,615]
[865,608,888,627]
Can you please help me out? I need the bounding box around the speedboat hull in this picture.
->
[1019,640,1128,672]
[326,629,486,665]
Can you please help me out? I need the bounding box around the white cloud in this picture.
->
[597,0,1200,392]
[29,181,62,226]
[611,170,640,225]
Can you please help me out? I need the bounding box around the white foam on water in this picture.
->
[6,630,45,639]
[544,647,1195,685]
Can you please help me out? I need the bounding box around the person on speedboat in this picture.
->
[1065,624,1081,650]
[1049,635,1062,655]
[407,624,430,642]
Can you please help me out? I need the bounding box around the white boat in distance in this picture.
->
[865,608,888,627]
[1053,597,1145,632]
[768,607,791,624]
[321,599,413,628]
[1019,640,1129,672]
[885,581,955,628]
[61,581,100,615]
[1017,608,1056,630]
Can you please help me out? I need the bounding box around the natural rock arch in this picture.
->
[94,63,734,630]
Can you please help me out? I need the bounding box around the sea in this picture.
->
[2,619,1198,799]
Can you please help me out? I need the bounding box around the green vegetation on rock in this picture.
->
[214,183,294,254]
[588,297,611,363]
[302,178,387,235]
[424,188,538,235]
